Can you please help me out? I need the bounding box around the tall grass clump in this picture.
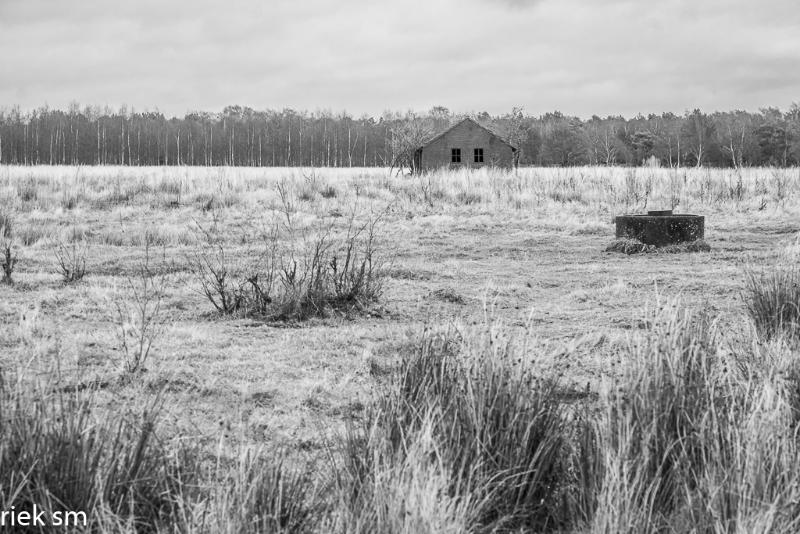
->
[204,448,319,534]
[593,302,800,532]
[0,371,195,532]
[594,306,726,531]
[329,414,475,534]
[333,324,597,533]
[2,319,322,533]
[744,259,800,341]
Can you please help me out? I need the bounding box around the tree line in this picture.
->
[1,103,799,168]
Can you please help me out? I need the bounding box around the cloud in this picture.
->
[0,0,798,117]
[492,0,543,8]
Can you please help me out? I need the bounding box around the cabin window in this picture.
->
[474,148,484,163]
[451,148,461,163]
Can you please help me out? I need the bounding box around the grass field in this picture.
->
[1,165,799,532]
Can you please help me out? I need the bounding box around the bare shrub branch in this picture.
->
[53,233,88,283]
[187,207,388,322]
[114,242,168,374]
[1,216,17,284]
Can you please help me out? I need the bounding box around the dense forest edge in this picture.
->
[1,104,799,168]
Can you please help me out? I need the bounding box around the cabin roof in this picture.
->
[419,117,517,151]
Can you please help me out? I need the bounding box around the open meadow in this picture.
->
[1,164,800,532]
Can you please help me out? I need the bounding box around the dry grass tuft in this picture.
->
[606,238,711,255]
[658,239,712,253]
[431,287,465,304]
[605,238,656,254]
[744,259,800,341]
[333,325,591,532]
[0,371,195,531]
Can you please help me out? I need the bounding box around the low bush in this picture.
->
[1,211,14,283]
[53,236,88,283]
[1,219,16,284]
[113,243,167,373]
[188,212,386,321]
[1,243,16,284]
[187,216,276,315]
[289,216,384,318]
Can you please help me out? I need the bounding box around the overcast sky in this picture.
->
[1,0,798,118]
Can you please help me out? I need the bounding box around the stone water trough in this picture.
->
[614,210,704,247]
